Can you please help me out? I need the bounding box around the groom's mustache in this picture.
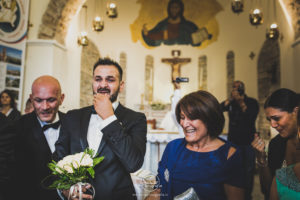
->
[97,88,110,94]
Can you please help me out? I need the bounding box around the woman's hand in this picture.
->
[251,133,267,166]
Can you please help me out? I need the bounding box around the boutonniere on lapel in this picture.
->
[43,148,104,200]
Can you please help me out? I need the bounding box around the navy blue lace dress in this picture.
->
[157,138,244,200]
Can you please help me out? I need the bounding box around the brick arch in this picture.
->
[38,0,86,44]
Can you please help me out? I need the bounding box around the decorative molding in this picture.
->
[292,37,300,47]
[26,39,67,51]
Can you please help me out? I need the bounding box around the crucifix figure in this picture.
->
[161,50,191,82]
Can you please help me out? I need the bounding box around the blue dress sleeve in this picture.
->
[156,140,171,192]
[224,147,245,188]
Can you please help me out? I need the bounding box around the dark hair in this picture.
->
[0,89,16,108]
[264,88,299,113]
[175,90,225,138]
[93,58,123,81]
[167,0,184,19]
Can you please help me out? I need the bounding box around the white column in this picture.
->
[23,40,68,111]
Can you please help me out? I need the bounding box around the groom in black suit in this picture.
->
[56,58,147,200]
[0,76,65,200]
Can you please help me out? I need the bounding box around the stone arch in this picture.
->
[80,40,100,107]
[119,52,127,106]
[145,55,154,104]
[257,39,280,138]
[226,51,234,98]
[38,0,86,45]
[198,55,207,90]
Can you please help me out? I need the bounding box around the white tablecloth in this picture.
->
[142,130,182,173]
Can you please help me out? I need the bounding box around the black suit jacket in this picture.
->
[6,108,21,122]
[55,104,147,200]
[0,111,65,200]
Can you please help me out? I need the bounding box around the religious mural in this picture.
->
[130,0,222,48]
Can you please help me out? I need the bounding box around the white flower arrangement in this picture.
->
[46,149,104,190]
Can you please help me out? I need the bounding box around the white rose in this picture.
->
[80,154,93,167]
[63,164,74,173]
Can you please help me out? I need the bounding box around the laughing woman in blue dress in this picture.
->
[147,90,245,200]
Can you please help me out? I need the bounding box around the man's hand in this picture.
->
[93,93,114,119]
[62,184,93,200]
[231,89,243,102]
[173,82,180,90]
[231,89,247,111]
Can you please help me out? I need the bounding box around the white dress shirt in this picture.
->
[38,113,60,153]
[5,108,13,116]
[87,102,118,155]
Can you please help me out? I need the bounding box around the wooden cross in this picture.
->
[161,50,191,82]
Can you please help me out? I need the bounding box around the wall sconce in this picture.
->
[266,23,279,40]
[106,2,118,18]
[231,0,244,14]
[92,0,104,32]
[78,5,89,46]
[78,31,88,46]
[249,8,263,26]
[266,0,279,40]
[93,16,104,31]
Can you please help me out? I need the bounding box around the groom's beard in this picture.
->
[94,86,120,102]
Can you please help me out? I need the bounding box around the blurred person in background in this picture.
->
[0,89,21,121]
[221,80,259,200]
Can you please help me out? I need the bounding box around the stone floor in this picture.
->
[252,172,265,200]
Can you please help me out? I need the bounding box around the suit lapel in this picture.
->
[96,104,125,155]
[79,107,93,151]
[31,113,52,155]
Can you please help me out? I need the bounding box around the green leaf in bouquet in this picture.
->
[93,156,104,166]
[87,167,95,178]
[84,148,95,157]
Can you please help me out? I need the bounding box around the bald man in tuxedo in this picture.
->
[0,76,65,200]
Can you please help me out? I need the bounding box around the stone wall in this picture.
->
[38,0,85,44]
[226,51,234,98]
[257,39,280,138]
[80,40,100,107]
[198,55,207,90]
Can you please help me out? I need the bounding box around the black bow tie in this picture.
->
[42,121,60,131]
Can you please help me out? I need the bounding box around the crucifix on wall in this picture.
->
[161,50,191,82]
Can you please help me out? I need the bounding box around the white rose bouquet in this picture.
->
[47,149,104,191]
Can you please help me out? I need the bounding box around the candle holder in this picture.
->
[93,16,104,31]
[249,8,263,26]
[266,23,279,40]
[78,32,89,46]
[231,0,244,14]
[106,2,118,18]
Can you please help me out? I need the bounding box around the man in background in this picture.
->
[0,75,65,200]
[221,80,259,200]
